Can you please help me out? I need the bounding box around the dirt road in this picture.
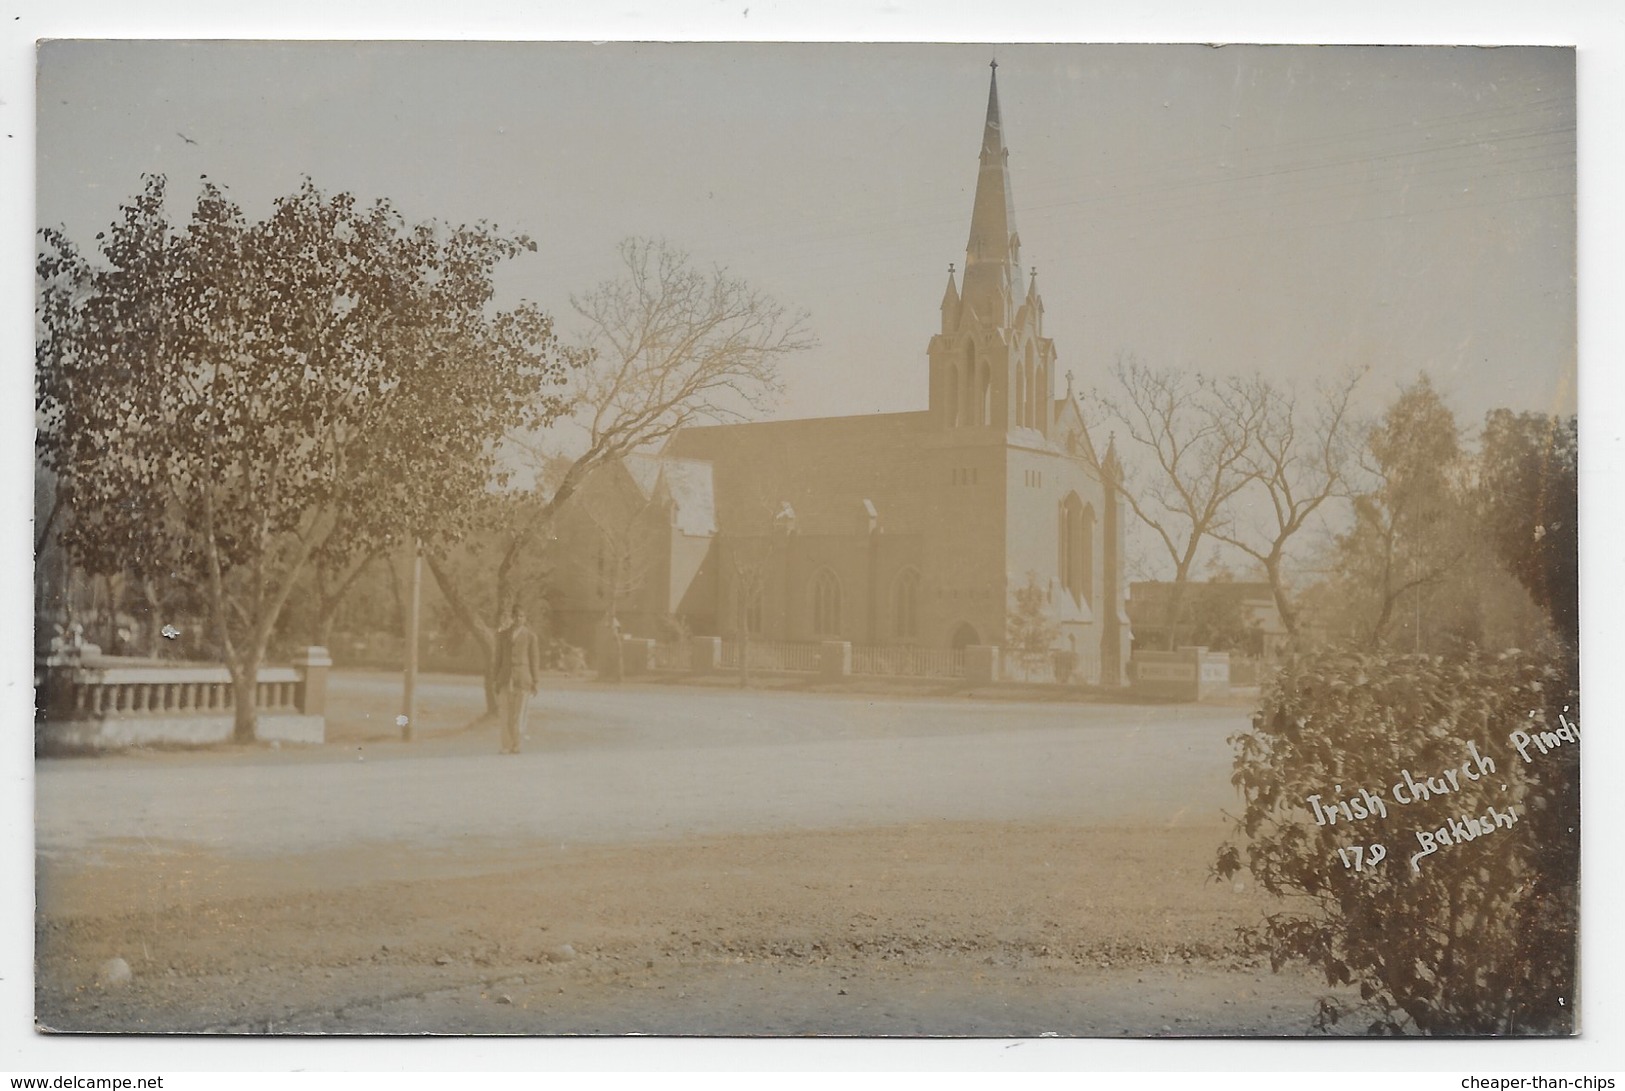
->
[37,680,1243,858]
[35,675,1350,1036]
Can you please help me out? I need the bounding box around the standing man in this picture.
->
[496,604,542,755]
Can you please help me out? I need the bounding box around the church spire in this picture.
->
[1102,433,1124,484]
[927,62,1056,435]
[962,60,1021,326]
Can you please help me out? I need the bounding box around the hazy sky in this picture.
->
[37,41,1575,432]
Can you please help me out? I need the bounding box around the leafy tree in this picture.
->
[1323,376,1470,648]
[1474,410,1578,644]
[36,175,571,740]
[1005,573,1061,680]
[276,544,406,658]
[1216,648,1578,1035]
[1090,356,1267,650]
[1185,573,1267,657]
[424,237,814,712]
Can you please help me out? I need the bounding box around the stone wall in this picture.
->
[36,647,331,752]
[1128,645,1231,702]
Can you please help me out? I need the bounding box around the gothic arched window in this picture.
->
[1060,493,1090,606]
[959,343,976,426]
[1014,358,1026,429]
[1023,342,1037,429]
[1080,505,1096,609]
[811,568,842,636]
[1034,361,1047,433]
[892,568,921,640]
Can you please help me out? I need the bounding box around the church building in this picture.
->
[550,65,1133,684]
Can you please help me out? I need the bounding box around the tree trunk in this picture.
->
[1163,577,1189,652]
[604,602,624,682]
[100,574,120,651]
[140,577,164,658]
[386,552,408,633]
[36,489,64,558]
[229,662,259,744]
[421,548,501,720]
[315,609,337,651]
[1263,554,1299,643]
[734,580,753,688]
[1369,594,1397,649]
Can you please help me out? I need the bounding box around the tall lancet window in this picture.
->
[1024,343,1037,428]
[1037,363,1049,433]
[1014,358,1027,429]
[959,343,976,426]
[1060,493,1093,607]
[1080,505,1096,609]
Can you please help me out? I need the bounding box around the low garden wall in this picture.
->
[1128,645,1231,701]
[36,646,331,752]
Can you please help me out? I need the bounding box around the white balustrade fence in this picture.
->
[61,665,305,717]
[36,649,330,750]
[850,644,966,678]
[717,639,824,673]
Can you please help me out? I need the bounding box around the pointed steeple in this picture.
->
[981,58,1006,158]
[961,60,1021,324]
[927,62,1058,436]
[1102,433,1124,484]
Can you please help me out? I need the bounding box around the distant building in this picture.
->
[549,65,1133,683]
[1126,580,1287,660]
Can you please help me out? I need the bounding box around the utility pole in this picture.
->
[401,537,422,741]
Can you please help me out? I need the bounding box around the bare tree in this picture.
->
[425,237,815,709]
[1090,355,1266,650]
[568,467,661,682]
[1210,369,1364,642]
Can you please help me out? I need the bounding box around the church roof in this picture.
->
[656,457,717,537]
[621,452,663,496]
[623,452,717,537]
[664,412,939,535]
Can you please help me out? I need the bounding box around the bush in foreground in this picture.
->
[1215,648,1578,1035]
